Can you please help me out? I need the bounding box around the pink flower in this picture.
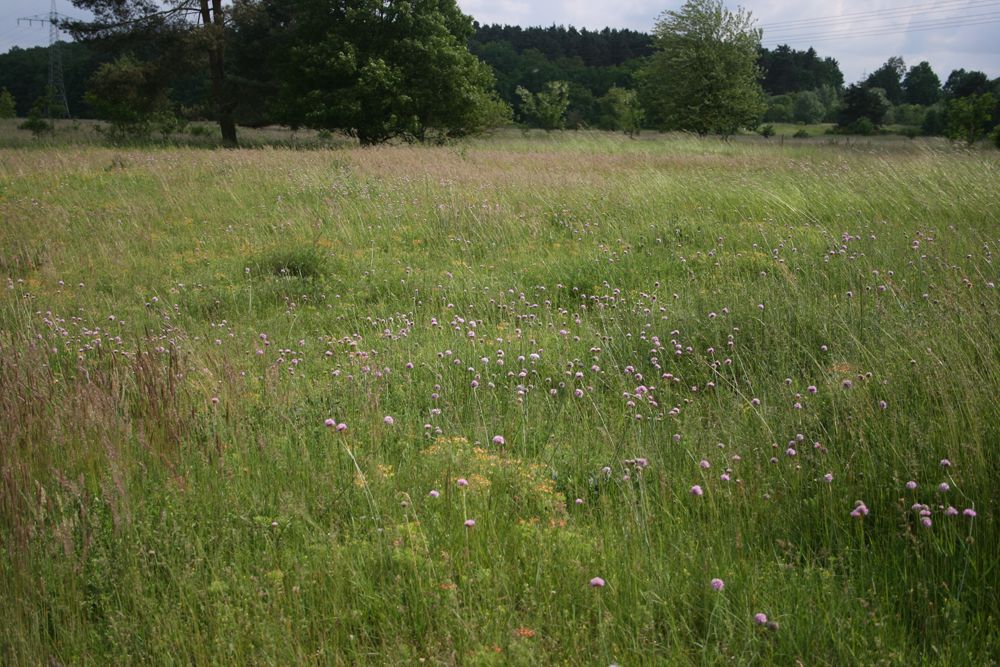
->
[383,415,394,425]
[464,519,476,528]
[938,482,950,493]
[456,478,469,488]
[324,418,336,428]
[575,498,584,505]
[429,490,440,498]
[336,422,347,432]
[492,435,505,446]
[963,508,977,518]
[754,613,768,625]
[589,577,606,588]
[690,485,704,497]
[906,481,917,490]
[699,460,710,469]
[710,578,725,591]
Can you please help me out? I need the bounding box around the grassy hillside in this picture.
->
[1,131,998,664]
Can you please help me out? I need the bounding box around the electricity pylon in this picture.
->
[18,0,72,120]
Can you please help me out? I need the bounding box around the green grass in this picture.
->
[1,129,998,664]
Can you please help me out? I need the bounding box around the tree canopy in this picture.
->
[640,0,764,135]
[903,61,941,106]
[231,0,509,144]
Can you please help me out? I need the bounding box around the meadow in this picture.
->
[1,125,998,664]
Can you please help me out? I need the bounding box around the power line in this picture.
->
[761,0,998,29]
[762,15,1000,46]
[763,8,1000,42]
[17,0,72,119]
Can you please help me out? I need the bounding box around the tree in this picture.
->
[640,0,764,135]
[947,93,995,145]
[757,44,843,95]
[944,69,990,99]
[516,81,570,130]
[865,56,905,104]
[763,95,794,122]
[66,0,238,146]
[85,55,171,141]
[0,89,16,118]
[793,91,826,124]
[837,84,890,129]
[903,61,941,105]
[241,0,510,145]
[597,86,644,135]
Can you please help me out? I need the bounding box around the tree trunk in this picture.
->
[200,0,238,147]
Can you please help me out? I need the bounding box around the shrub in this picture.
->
[18,97,52,137]
[758,124,775,138]
[793,128,810,138]
[851,118,876,136]
[0,88,16,118]
[793,91,826,124]
[85,55,170,143]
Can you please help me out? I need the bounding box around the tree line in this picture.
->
[1,0,997,146]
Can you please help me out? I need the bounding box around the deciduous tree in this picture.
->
[639,0,765,136]
[66,0,238,145]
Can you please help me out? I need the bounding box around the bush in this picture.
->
[763,95,794,123]
[851,118,876,136]
[992,126,1000,150]
[922,107,946,136]
[0,88,16,119]
[17,96,52,137]
[758,124,775,138]
[85,55,170,143]
[793,91,826,124]
[793,128,810,138]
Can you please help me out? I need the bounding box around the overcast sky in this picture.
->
[1,0,997,83]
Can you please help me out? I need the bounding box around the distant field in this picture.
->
[1,131,998,664]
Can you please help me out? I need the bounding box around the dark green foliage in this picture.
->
[902,61,940,105]
[516,81,570,130]
[792,128,810,138]
[947,93,995,145]
[67,0,238,145]
[758,123,775,138]
[18,102,53,136]
[892,104,927,127]
[640,0,765,135]
[849,117,876,136]
[238,0,509,144]
[864,56,905,105]
[467,25,651,127]
[793,91,826,124]
[837,84,890,129]
[757,44,843,95]
[944,69,990,99]
[85,55,172,142]
[0,89,16,118]
[921,106,947,136]
[596,86,644,135]
[763,95,794,122]
[0,42,108,118]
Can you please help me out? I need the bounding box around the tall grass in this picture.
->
[1,132,998,664]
